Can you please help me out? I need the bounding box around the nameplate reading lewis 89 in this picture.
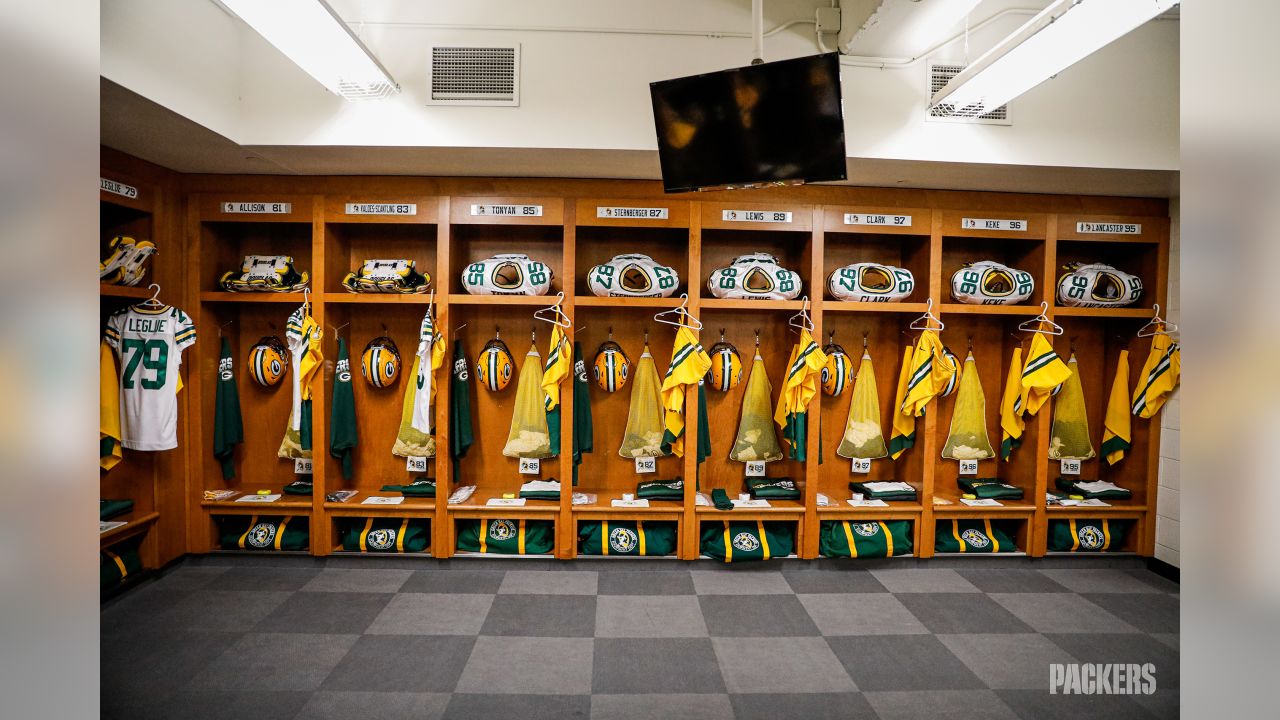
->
[597,206,669,219]
[844,213,912,227]
[100,177,138,200]
[723,209,792,223]
[224,202,292,214]
[471,204,543,217]
[1076,222,1142,234]
[962,218,1026,231]
[346,203,417,216]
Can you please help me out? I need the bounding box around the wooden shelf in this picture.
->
[448,295,560,306]
[816,502,924,518]
[322,293,434,304]
[939,303,1043,316]
[447,486,561,515]
[1051,306,1156,318]
[325,496,437,516]
[199,291,310,304]
[1046,503,1148,514]
[695,499,805,516]
[931,497,1037,514]
[571,492,684,515]
[574,296,685,308]
[100,511,159,547]
[699,299,808,311]
[823,301,932,314]
[201,488,313,513]
[100,285,153,299]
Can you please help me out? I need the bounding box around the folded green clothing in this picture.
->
[520,479,561,500]
[710,488,734,511]
[100,498,134,521]
[747,476,801,500]
[636,478,685,500]
[957,478,1025,500]
[380,479,437,497]
[848,482,918,501]
[1054,478,1132,500]
[282,480,313,495]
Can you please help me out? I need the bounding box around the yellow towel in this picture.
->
[1102,350,1132,464]
[1131,334,1180,419]
[100,340,122,471]
[661,326,712,457]
[999,347,1024,461]
[901,330,957,417]
[889,345,916,460]
[1020,333,1071,417]
[542,324,571,412]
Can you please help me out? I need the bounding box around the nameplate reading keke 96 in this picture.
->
[722,209,792,223]
[100,177,138,200]
[223,202,292,214]
[346,203,417,216]
[597,206,669,220]
[844,213,912,227]
[471,204,543,217]
[1076,221,1142,235]
[962,217,1026,232]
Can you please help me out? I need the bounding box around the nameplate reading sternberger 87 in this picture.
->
[223,202,292,214]
[597,207,669,219]
[471,204,543,217]
[1076,222,1142,234]
[346,203,417,216]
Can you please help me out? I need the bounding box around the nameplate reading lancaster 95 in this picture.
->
[100,177,138,200]
[723,209,792,223]
[962,217,1026,231]
[223,202,292,214]
[597,206,669,220]
[346,203,417,216]
[471,204,543,217]
[1076,221,1142,235]
[845,213,912,227]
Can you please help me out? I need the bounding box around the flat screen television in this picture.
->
[650,52,846,193]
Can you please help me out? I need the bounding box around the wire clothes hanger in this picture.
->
[908,298,945,331]
[654,293,703,330]
[1136,303,1178,338]
[533,291,572,329]
[1016,302,1064,336]
[788,296,815,334]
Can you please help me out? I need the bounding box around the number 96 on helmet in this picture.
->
[476,338,515,392]
[361,336,401,388]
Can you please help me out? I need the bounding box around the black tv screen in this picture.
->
[650,53,846,193]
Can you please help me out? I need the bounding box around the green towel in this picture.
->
[848,481,918,501]
[283,480,313,495]
[1054,477,1133,500]
[636,478,684,500]
[329,337,358,480]
[380,479,436,497]
[100,498,134,521]
[746,476,801,500]
[449,340,475,485]
[571,342,594,486]
[694,380,710,490]
[958,477,1025,500]
[710,488,734,510]
[212,337,243,480]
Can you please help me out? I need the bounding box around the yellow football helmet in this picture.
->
[248,336,289,387]
[476,337,515,392]
[821,342,853,397]
[592,340,630,392]
[361,336,401,388]
[705,340,743,392]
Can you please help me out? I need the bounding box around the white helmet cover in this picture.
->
[707,253,802,300]
[950,261,1034,305]
[587,253,679,298]
[827,263,914,302]
[1056,263,1142,307]
[461,253,553,296]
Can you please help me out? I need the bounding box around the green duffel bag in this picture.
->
[700,520,794,562]
[101,537,143,590]
[100,498,134,521]
[819,520,913,558]
[380,479,436,497]
[746,476,802,500]
[215,515,310,551]
[934,519,1016,554]
[957,478,1025,500]
[636,478,684,501]
[456,518,554,555]
[579,520,677,556]
[339,517,430,553]
[1047,518,1132,552]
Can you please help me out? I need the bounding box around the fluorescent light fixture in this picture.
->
[218,0,398,100]
[930,0,1178,116]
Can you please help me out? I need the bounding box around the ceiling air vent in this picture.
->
[427,45,520,106]
[927,63,1010,124]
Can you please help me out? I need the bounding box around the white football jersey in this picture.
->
[104,305,196,450]
[460,254,553,296]
[1056,263,1142,307]
[827,263,914,302]
[587,254,679,297]
[950,261,1034,305]
[707,253,802,300]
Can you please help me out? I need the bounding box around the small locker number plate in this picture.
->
[406,456,428,473]
[635,457,656,474]
[958,459,979,475]
[1060,459,1082,475]
[745,461,767,477]
[294,458,313,474]
[851,458,872,474]
[519,458,541,475]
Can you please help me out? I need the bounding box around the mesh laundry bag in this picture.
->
[837,351,888,459]
[730,352,783,462]
[618,346,667,458]
[1049,354,1096,460]
[942,353,996,460]
[502,343,553,458]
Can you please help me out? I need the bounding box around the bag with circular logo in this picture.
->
[821,341,852,397]
[578,520,677,556]
[587,253,680,298]
[341,258,432,294]
[592,340,630,393]
[933,519,1015,554]
[216,514,309,551]
[101,536,143,590]
[1047,518,1131,552]
[949,261,1034,305]
[827,263,914,303]
[705,339,743,392]
[699,520,795,562]
[455,518,554,555]
[1056,263,1142,308]
[248,335,290,387]
[460,253,553,296]
[818,520,913,558]
[361,336,401,388]
[707,253,802,300]
[339,517,430,553]
[476,337,515,392]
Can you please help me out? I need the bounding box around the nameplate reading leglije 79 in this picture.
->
[101,177,138,200]
[722,210,792,223]
[223,202,292,214]
[346,203,417,216]
[471,204,543,217]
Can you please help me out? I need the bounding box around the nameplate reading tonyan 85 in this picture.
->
[471,204,543,217]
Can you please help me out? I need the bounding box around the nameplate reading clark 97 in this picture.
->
[844,213,912,227]
[722,209,792,223]
[471,204,543,217]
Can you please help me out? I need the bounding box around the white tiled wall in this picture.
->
[1155,198,1180,567]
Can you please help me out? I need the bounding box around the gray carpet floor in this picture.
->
[101,556,1179,719]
